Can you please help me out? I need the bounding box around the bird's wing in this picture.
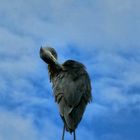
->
[52,60,92,131]
[53,65,92,112]
[53,66,92,131]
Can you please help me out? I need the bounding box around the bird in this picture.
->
[40,46,92,140]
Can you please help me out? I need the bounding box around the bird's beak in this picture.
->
[40,47,63,69]
[40,47,56,62]
[40,47,57,64]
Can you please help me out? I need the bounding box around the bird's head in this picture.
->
[40,46,58,64]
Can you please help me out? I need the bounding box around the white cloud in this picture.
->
[0,0,139,48]
[0,110,39,140]
[85,102,109,122]
[0,0,140,139]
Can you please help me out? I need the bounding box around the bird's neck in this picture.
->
[48,64,58,82]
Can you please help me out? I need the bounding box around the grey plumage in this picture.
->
[40,47,92,140]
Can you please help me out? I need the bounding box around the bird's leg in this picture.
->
[62,125,65,140]
[74,130,76,140]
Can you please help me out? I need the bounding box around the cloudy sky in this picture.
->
[0,0,140,140]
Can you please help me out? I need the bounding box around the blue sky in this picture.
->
[0,0,140,140]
